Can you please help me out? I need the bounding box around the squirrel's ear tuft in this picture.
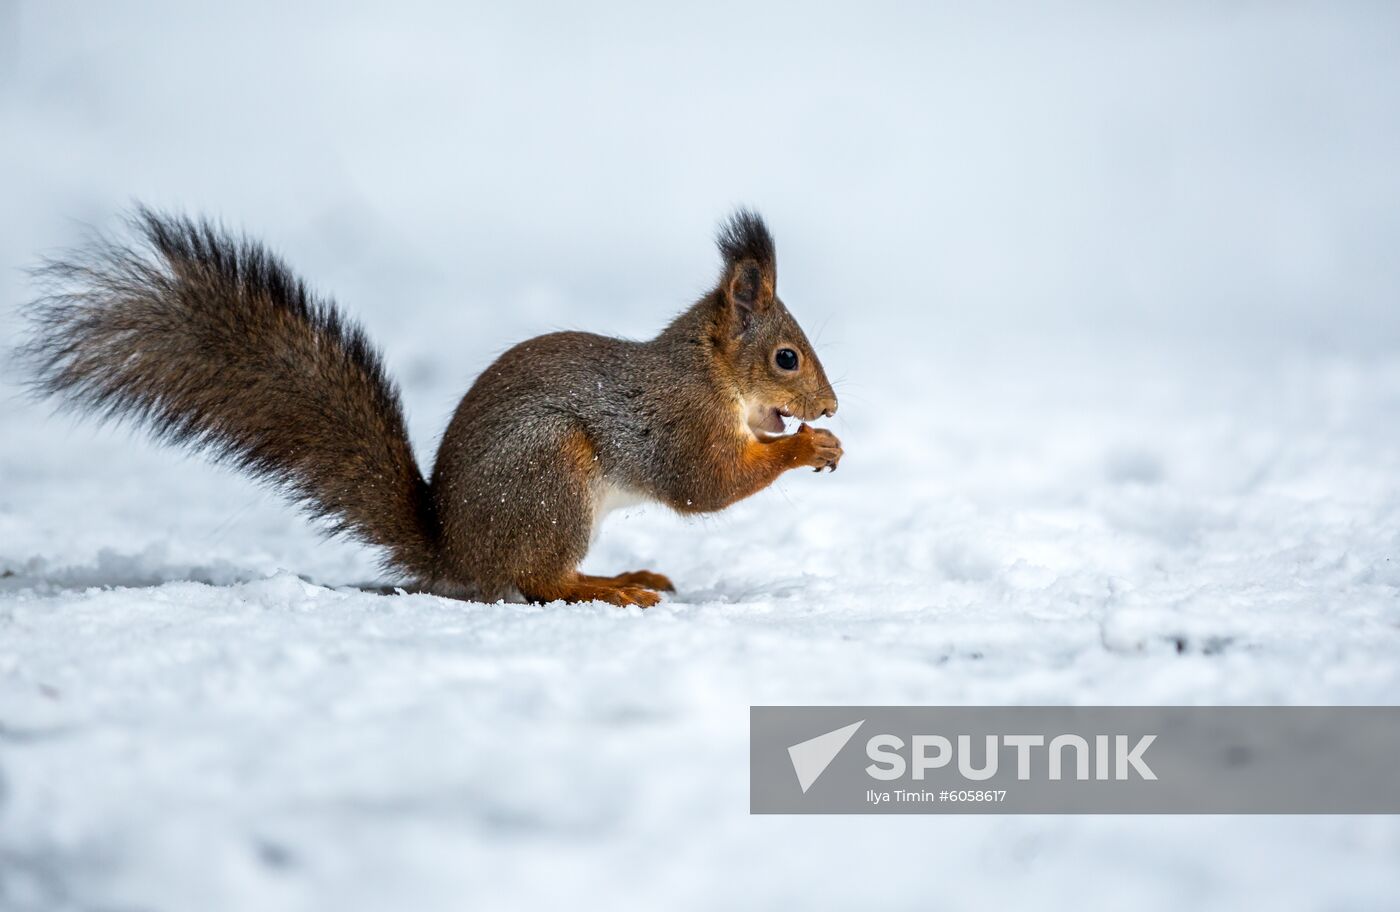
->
[717,209,776,322]
[716,208,776,275]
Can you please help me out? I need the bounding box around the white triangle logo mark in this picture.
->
[788,720,865,793]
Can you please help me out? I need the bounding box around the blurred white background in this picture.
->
[5,1,1399,362]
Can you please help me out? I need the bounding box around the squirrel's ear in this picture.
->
[716,209,777,328]
[724,259,773,316]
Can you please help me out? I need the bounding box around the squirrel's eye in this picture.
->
[775,348,800,371]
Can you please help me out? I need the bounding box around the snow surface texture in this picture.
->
[3,4,1400,911]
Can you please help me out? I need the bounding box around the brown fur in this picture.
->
[20,207,840,607]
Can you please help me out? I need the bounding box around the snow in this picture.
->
[4,3,1400,910]
[5,343,1399,910]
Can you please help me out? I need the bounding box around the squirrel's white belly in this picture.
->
[591,481,649,541]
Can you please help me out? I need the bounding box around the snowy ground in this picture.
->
[4,2,1400,910]
[4,337,1399,911]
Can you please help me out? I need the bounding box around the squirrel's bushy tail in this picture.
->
[20,208,439,581]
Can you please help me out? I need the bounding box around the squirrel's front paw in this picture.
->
[790,423,843,472]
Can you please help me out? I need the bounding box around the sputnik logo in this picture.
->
[787,720,865,793]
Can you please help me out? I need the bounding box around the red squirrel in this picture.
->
[21,209,841,607]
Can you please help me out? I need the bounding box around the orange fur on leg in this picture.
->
[580,570,675,592]
[522,572,661,608]
[677,423,843,513]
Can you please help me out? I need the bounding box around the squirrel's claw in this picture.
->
[794,423,843,473]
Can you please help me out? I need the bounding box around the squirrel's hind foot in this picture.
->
[588,570,675,593]
[523,572,664,609]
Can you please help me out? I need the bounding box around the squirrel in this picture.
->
[19,208,841,607]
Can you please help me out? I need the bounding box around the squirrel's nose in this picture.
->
[823,403,837,418]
